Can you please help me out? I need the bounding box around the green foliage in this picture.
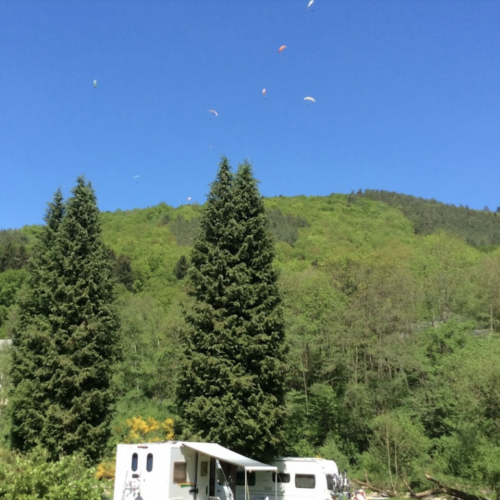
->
[267,208,310,246]
[176,158,287,461]
[284,384,339,454]
[0,344,11,444]
[114,294,182,404]
[9,178,120,464]
[169,215,200,246]
[0,447,105,500]
[0,230,30,272]
[362,412,430,489]
[0,269,26,331]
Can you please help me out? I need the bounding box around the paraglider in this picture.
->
[278,45,287,53]
[93,79,97,88]
[208,109,218,117]
[133,175,140,179]
[304,96,316,103]
[262,88,267,97]
[307,0,314,8]
[187,197,192,201]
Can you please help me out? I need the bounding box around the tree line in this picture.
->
[352,189,500,247]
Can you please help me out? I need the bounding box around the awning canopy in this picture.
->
[182,442,277,472]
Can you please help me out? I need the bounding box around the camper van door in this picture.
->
[196,456,234,500]
[214,459,234,500]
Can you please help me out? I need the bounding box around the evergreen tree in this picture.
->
[9,178,120,463]
[176,158,287,461]
[10,189,65,452]
[174,255,189,280]
[113,253,134,291]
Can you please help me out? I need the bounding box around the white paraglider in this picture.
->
[93,79,97,88]
[308,0,314,8]
[187,197,192,201]
[304,96,316,103]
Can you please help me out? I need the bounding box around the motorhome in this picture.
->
[113,441,278,500]
[234,457,350,500]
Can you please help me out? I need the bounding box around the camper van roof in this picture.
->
[182,442,277,472]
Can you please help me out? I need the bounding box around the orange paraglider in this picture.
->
[278,45,287,53]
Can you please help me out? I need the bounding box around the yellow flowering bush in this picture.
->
[96,415,175,481]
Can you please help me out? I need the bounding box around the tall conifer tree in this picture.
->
[176,158,287,461]
[10,189,65,451]
[10,177,120,463]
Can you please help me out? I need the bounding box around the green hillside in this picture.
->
[354,189,500,247]
[1,193,500,494]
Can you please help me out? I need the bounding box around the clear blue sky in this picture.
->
[1,0,499,229]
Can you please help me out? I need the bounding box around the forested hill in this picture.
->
[352,189,500,247]
[1,192,500,493]
[1,191,500,316]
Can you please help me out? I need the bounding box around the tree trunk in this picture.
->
[424,475,491,500]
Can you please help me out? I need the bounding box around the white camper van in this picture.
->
[113,441,277,500]
[235,457,350,500]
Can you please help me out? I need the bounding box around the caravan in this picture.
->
[235,457,350,500]
[113,442,349,500]
[113,441,277,500]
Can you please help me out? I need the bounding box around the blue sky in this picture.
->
[1,0,499,229]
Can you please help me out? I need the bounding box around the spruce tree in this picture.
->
[10,189,65,452]
[9,177,120,463]
[174,255,189,280]
[176,158,287,461]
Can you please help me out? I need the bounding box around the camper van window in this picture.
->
[236,471,256,486]
[272,473,291,483]
[174,462,187,483]
[131,453,138,472]
[295,474,316,489]
[146,453,153,472]
[201,461,208,477]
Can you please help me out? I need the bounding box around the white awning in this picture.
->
[182,442,277,472]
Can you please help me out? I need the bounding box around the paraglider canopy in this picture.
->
[208,109,219,117]
[262,88,267,96]
[278,45,287,53]
[304,96,316,103]
[93,79,97,88]
[308,0,314,8]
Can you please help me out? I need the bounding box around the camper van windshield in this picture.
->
[326,474,334,490]
[217,464,230,486]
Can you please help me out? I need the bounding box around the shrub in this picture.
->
[0,447,105,500]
